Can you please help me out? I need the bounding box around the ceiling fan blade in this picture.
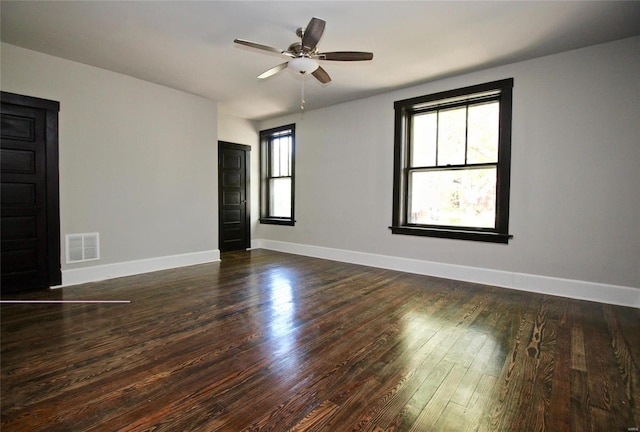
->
[257,62,289,79]
[302,17,326,51]
[312,66,331,84]
[234,39,294,57]
[316,51,374,61]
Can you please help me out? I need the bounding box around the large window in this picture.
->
[391,79,513,243]
[260,124,295,225]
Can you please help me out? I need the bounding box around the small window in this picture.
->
[260,124,295,225]
[391,79,513,243]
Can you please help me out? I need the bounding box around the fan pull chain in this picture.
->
[300,77,306,111]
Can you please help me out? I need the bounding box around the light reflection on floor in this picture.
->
[266,271,298,371]
[401,310,503,427]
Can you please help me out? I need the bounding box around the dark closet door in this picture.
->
[1,92,60,293]
[218,141,251,252]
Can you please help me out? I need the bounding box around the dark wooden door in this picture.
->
[218,141,251,252]
[1,92,60,293]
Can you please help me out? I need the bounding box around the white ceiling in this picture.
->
[2,1,640,121]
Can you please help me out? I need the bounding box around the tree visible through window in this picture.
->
[391,79,513,243]
[260,124,295,225]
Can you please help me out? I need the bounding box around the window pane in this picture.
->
[280,137,291,176]
[269,178,291,218]
[270,136,292,177]
[411,112,437,167]
[468,102,499,163]
[408,168,497,228]
[271,139,281,177]
[437,107,466,166]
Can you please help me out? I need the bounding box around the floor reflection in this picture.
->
[266,271,297,370]
[402,311,442,348]
[400,309,504,428]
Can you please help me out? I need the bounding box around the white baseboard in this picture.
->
[57,250,220,287]
[254,239,640,308]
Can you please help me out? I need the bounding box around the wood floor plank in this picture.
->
[449,368,484,407]
[408,363,467,431]
[571,323,588,372]
[2,249,638,431]
[580,302,635,430]
[510,296,560,431]
[433,372,497,432]
[570,361,593,429]
[465,373,498,430]
[478,301,536,431]
[602,304,640,427]
[383,359,456,431]
[548,298,571,431]
[288,400,339,432]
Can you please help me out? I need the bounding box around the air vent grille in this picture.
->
[66,233,100,263]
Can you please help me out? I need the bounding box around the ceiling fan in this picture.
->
[234,17,373,84]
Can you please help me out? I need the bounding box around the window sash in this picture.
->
[268,177,292,218]
[409,98,500,170]
[406,165,498,230]
[269,134,292,178]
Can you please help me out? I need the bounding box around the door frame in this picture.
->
[218,141,251,251]
[1,91,61,288]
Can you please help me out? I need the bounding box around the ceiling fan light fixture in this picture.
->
[288,57,319,75]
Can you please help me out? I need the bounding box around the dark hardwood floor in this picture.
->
[1,249,638,431]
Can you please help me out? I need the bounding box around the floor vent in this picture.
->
[66,233,100,263]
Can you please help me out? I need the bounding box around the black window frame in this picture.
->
[390,79,514,243]
[259,124,296,226]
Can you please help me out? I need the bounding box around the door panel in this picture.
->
[218,142,251,252]
[1,105,48,291]
[1,92,60,293]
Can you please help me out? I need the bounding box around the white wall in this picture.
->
[217,112,257,146]
[1,43,219,282]
[257,37,640,295]
[217,112,260,242]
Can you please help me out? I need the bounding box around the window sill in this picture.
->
[260,218,295,226]
[389,225,512,243]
